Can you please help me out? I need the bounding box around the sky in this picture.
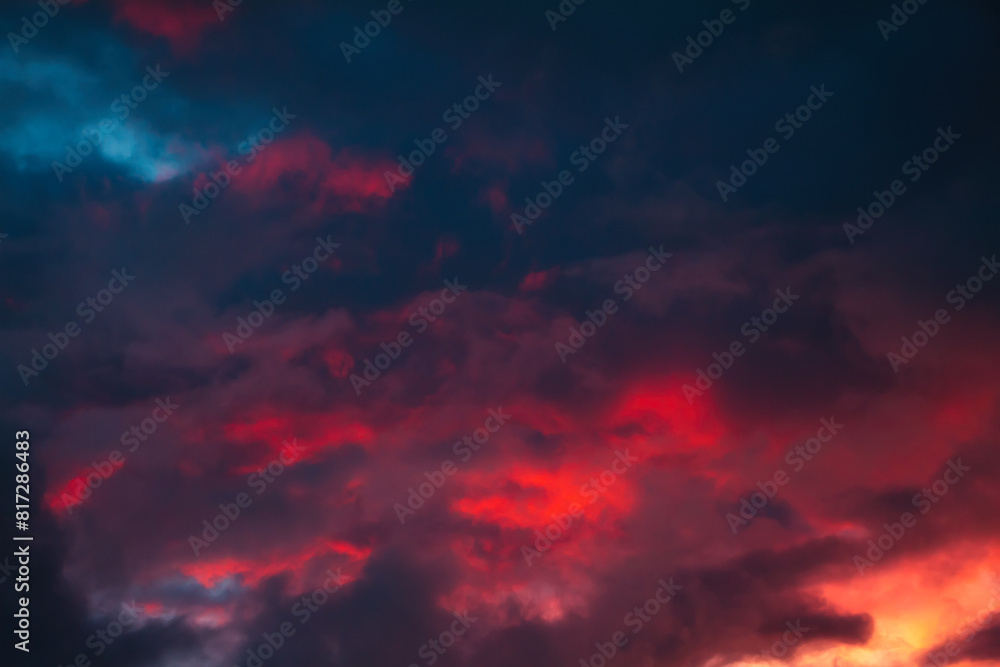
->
[1,0,999,666]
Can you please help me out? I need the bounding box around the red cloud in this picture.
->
[107,0,223,54]
[519,268,559,292]
[231,133,400,212]
[178,538,367,589]
[46,464,122,515]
